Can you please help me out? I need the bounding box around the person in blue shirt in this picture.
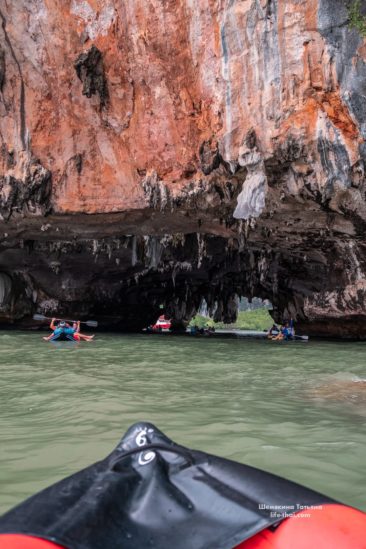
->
[43,318,94,341]
[273,322,293,341]
[43,318,76,341]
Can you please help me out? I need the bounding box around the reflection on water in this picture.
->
[0,332,365,513]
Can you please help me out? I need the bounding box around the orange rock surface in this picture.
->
[0,0,364,214]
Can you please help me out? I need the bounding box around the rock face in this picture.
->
[1,0,366,336]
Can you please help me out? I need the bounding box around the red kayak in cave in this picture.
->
[0,423,365,549]
[152,315,172,331]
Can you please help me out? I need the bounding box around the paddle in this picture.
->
[33,314,98,328]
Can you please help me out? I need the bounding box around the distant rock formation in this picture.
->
[1,1,366,336]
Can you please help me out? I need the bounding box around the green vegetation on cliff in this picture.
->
[348,1,366,37]
[189,308,272,332]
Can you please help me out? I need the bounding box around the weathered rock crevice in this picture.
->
[0,8,26,149]
[74,45,109,108]
[0,45,5,92]
[0,158,52,222]
[199,138,221,176]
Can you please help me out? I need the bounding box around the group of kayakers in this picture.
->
[42,315,295,342]
[267,319,295,341]
[43,318,94,342]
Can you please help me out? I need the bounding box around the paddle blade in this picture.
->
[33,314,47,322]
[86,320,98,328]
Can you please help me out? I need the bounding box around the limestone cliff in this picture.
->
[1,0,366,336]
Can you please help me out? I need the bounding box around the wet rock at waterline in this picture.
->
[303,376,366,408]
[1,1,366,336]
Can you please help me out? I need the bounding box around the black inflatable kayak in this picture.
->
[0,423,365,549]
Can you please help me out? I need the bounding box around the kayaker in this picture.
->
[43,319,74,341]
[42,318,82,342]
[72,321,94,341]
[267,323,279,338]
[282,323,291,340]
[273,323,292,341]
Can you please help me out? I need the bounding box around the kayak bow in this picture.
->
[0,423,364,549]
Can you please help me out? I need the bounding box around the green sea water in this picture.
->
[0,331,365,514]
